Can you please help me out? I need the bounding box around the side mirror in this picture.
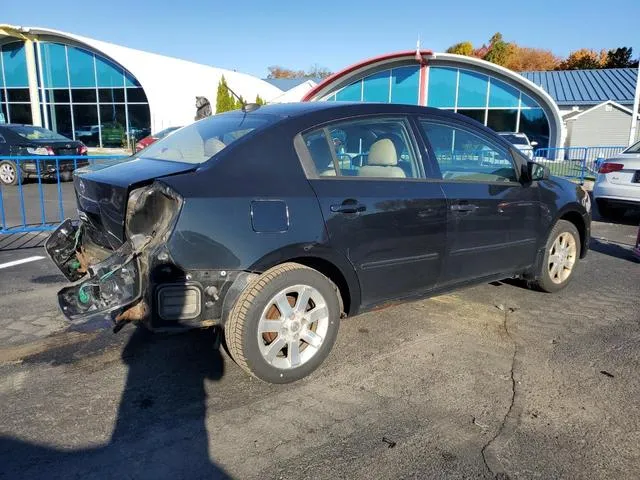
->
[527,161,549,181]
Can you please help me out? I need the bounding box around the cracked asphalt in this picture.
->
[0,213,638,479]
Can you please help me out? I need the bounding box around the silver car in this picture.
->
[593,140,640,219]
[498,132,537,159]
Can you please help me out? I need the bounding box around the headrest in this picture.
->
[204,138,226,157]
[368,138,398,166]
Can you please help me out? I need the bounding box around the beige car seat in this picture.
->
[358,138,406,178]
[204,138,227,158]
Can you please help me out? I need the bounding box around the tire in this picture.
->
[225,262,341,383]
[0,160,20,186]
[596,199,625,220]
[532,219,581,293]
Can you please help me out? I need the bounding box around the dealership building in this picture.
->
[1,24,637,150]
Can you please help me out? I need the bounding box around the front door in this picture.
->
[417,117,540,285]
[299,116,448,307]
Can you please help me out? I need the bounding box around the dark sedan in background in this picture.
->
[0,124,88,185]
[46,102,591,383]
[134,126,182,152]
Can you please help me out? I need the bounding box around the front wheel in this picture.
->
[532,220,581,293]
[225,263,341,383]
[0,160,21,186]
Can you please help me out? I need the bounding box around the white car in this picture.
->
[498,132,537,159]
[593,140,640,219]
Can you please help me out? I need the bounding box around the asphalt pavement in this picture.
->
[0,212,638,479]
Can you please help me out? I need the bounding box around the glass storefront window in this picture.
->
[391,66,419,104]
[457,70,488,108]
[487,109,518,132]
[100,104,126,147]
[489,78,519,108]
[336,81,362,101]
[125,88,148,103]
[41,43,69,88]
[8,104,33,124]
[73,104,100,147]
[456,109,485,124]
[96,56,124,88]
[99,88,125,103]
[71,89,97,103]
[67,46,96,88]
[48,104,73,139]
[519,108,549,148]
[128,104,151,141]
[427,67,456,108]
[7,89,30,102]
[362,71,390,102]
[1,42,29,87]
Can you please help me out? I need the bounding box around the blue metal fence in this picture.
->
[531,145,627,183]
[0,155,127,234]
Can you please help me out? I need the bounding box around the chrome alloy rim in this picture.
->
[257,284,329,370]
[0,163,16,184]
[548,232,577,284]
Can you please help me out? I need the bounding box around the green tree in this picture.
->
[604,47,639,68]
[446,41,474,56]
[483,32,511,66]
[255,94,266,105]
[215,76,237,113]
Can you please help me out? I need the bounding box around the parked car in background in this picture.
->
[593,140,640,219]
[498,132,537,158]
[46,103,591,383]
[75,125,100,139]
[135,126,182,152]
[0,124,88,186]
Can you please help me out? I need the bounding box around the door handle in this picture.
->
[450,203,479,213]
[330,199,366,214]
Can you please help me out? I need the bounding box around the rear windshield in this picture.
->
[139,113,274,164]
[624,140,640,154]
[500,134,528,145]
[10,125,70,141]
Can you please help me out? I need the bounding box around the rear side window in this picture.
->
[420,121,517,183]
[300,117,422,179]
[139,113,274,164]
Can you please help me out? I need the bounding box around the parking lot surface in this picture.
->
[0,215,638,479]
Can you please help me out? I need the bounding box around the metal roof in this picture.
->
[521,68,637,106]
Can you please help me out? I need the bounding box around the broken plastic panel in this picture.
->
[57,241,141,321]
[44,219,85,282]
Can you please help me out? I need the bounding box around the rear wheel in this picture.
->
[532,220,581,293]
[0,160,20,186]
[225,262,341,383]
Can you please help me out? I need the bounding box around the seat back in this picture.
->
[358,138,405,178]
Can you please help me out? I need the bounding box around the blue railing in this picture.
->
[531,145,627,183]
[0,155,128,234]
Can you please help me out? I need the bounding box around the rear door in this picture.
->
[297,115,447,307]
[416,116,541,285]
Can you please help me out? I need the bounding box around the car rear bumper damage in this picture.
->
[45,218,256,332]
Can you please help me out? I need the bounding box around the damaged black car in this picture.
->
[46,102,591,383]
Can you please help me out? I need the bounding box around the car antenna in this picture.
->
[226,84,261,113]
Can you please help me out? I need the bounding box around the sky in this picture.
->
[3,0,639,77]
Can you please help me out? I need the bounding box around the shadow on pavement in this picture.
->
[0,231,49,251]
[0,326,232,479]
[589,238,638,262]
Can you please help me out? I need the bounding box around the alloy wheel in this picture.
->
[548,232,577,284]
[257,284,329,370]
[0,163,16,184]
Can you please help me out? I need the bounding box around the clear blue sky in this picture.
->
[3,0,639,77]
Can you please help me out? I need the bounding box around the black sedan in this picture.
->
[45,102,591,383]
[0,124,88,186]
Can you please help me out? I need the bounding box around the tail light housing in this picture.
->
[598,162,624,174]
[26,146,55,155]
[78,144,88,155]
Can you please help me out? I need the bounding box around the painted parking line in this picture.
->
[0,256,46,270]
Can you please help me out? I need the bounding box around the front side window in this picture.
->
[301,117,422,179]
[139,113,274,164]
[420,120,517,183]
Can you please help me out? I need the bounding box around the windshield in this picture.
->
[140,114,274,164]
[500,134,529,145]
[624,140,640,154]
[11,125,70,141]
